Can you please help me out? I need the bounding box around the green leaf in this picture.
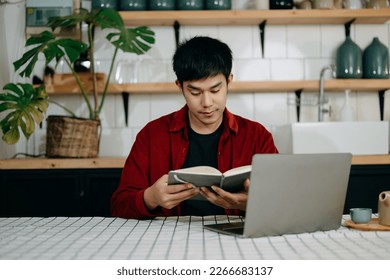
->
[13,31,88,78]
[0,83,49,144]
[97,9,124,28]
[106,26,155,55]
[2,125,20,145]
[25,31,55,46]
[47,8,90,30]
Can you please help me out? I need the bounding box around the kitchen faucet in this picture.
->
[318,64,336,122]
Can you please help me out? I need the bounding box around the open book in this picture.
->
[168,165,251,193]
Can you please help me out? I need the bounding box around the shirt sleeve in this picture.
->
[110,126,164,219]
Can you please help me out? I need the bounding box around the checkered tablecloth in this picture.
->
[1,215,389,260]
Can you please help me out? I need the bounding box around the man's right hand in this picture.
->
[143,174,200,210]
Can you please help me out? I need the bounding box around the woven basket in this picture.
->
[46,116,101,158]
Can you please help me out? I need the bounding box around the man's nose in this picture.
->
[201,92,212,107]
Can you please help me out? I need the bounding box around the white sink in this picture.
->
[273,121,389,155]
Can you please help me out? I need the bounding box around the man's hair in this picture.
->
[172,36,233,86]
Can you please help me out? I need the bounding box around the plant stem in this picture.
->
[48,100,77,117]
[64,58,94,118]
[88,23,99,120]
[98,46,118,115]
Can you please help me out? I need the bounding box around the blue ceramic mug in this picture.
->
[350,208,372,224]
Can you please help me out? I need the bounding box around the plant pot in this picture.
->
[46,116,101,158]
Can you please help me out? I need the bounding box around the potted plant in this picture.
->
[0,7,155,158]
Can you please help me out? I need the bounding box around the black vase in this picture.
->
[269,0,293,9]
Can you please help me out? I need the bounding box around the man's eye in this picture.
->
[190,91,201,96]
[211,88,221,94]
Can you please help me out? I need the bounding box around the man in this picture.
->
[111,36,278,219]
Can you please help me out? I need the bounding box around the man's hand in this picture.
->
[199,178,250,211]
[143,174,200,210]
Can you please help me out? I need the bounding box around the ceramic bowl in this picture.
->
[350,208,372,224]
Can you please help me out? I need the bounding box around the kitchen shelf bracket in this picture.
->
[295,89,303,122]
[173,20,181,48]
[344,19,356,37]
[121,91,129,127]
[379,90,386,121]
[258,20,267,58]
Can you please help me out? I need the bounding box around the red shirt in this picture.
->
[110,105,278,219]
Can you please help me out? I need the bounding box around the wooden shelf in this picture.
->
[45,79,390,95]
[119,9,390,26]
[0,155,389,170]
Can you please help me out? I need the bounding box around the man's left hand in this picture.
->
[199,178,250,211]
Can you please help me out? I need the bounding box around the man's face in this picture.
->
[177,73,232,134]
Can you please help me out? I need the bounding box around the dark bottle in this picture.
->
[336,35,363,79]
[269,0,294,9]
[91,0,118,10]
[363,37,389,79]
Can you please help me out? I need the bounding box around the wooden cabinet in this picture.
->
[344,165,390,213]
[0,168,121,217]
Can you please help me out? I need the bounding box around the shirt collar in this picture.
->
[169,105,239,134]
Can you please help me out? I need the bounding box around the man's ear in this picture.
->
[175,80,182,90]
[227,73,233,85]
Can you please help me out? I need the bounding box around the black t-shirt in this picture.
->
[180,122,225,216]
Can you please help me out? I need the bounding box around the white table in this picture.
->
[1,215,389,260]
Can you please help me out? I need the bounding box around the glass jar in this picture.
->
[366,0,389,8]
[342,0,365,8]
[312,0,334,8]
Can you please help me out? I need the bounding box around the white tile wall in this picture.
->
[1,6,390,158]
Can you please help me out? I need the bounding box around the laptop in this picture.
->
[203,153,352,238]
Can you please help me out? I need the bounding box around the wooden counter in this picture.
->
[0,157,126,170]
[0,155,389,170]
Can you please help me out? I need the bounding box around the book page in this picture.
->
[171,166,222,175]
[223,165,252,177]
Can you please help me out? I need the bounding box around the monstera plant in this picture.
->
[0,83,48,145]
[0,8,155,157]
